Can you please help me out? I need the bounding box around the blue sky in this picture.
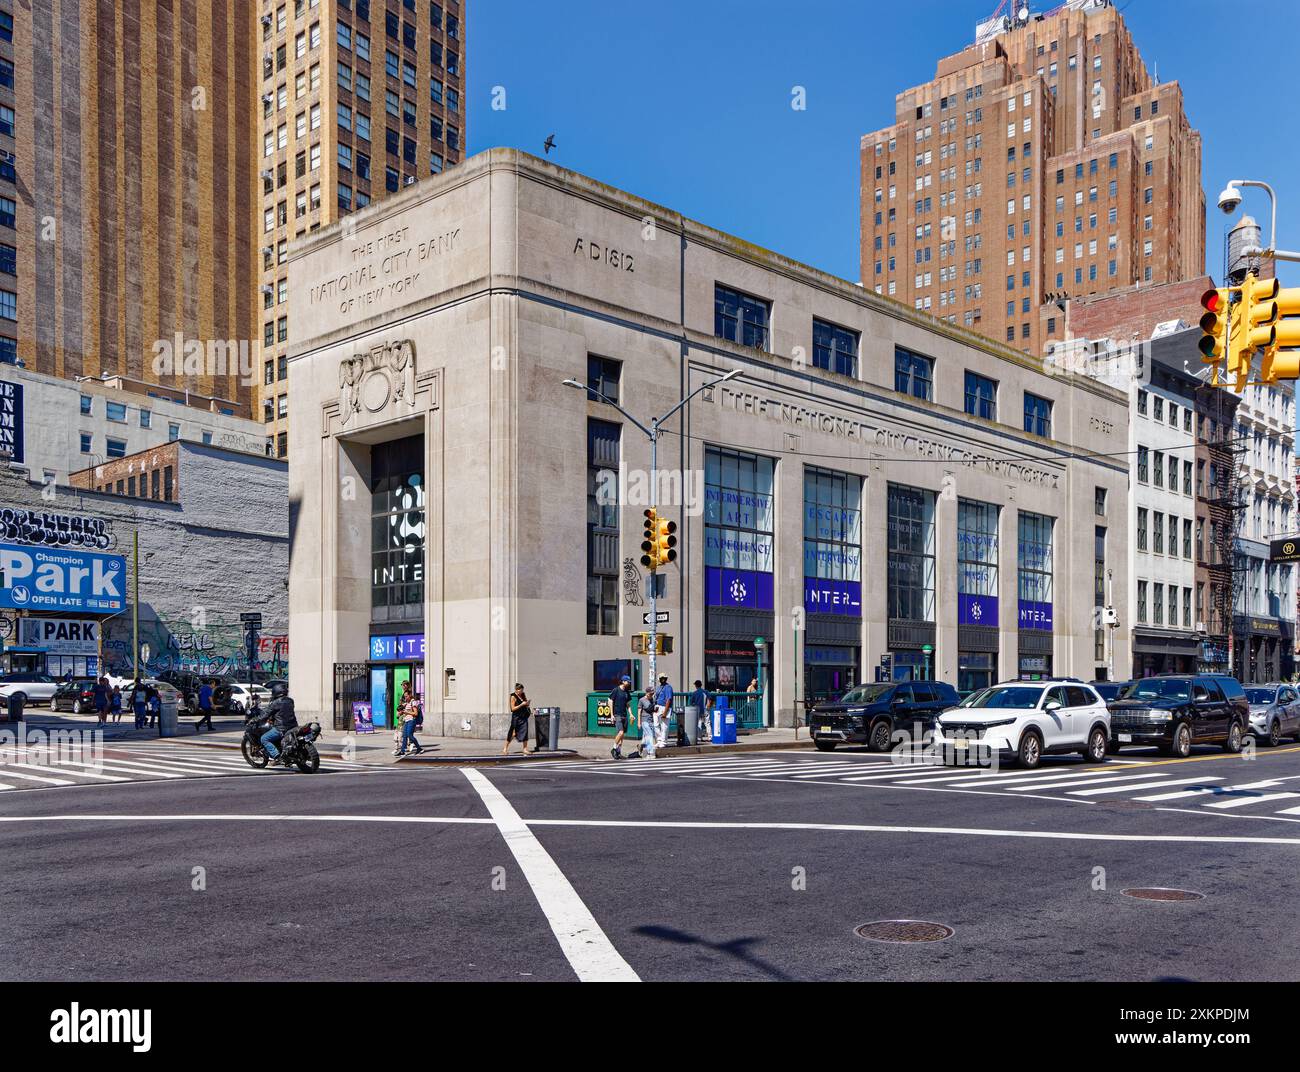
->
[468,0,1300,288]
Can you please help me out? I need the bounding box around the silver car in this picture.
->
[1244,684,1300,747]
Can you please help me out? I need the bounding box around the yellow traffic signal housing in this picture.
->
[640,509,657,569]
[653,517,678,568]
[1259,283,1300,383]
[1198,287,1230,367]
[631,632,673,655]
[1239,273,1280,356]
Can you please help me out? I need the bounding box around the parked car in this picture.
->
[1244,683,1300,747]
[934,680,1111,769]
[213,682,270,716]
[50,678,100,713]
[811,680,961,752]
[1089,680,1132,702]
[0,673,60,706]
[1107,674,1249,758]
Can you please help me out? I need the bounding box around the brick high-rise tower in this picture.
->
[859,0,1204,357]
[254,0,466,458]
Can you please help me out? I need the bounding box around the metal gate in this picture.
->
[332,662,370,732]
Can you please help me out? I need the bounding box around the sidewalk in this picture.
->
[5,709,815,765]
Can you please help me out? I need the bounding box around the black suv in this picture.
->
[1107,674,1249,757]
[811,680,961,752]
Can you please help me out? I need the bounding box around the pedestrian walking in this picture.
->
[92,676,110,728]
[145,686,160,729]
[502,683,531,756]
[130,681,148,730]
[393,681,424,756]
[109,686,124,724]
[653,673,674,751]
[194,679,215,732]
[608,676,633,760]
[631,686,657,759]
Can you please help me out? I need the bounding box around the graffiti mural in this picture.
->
[100,616,288,679]
[0,509,114,550]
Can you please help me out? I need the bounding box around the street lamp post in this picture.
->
[1218,179,1300,264]
[564,367,742,726]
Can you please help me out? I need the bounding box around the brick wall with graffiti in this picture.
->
[100,614,289,679]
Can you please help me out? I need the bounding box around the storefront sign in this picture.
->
[369,633,426,660]
[0,509,113,550]
[0,381,22,463]
[804,577,862,615]
[706,567,773,611]
[1270,538,1300,563]
[17,617,99,654]
[958,593,999,626]
[0,544,126,613]
[805,645,857,665]
[1017,599,1053,631]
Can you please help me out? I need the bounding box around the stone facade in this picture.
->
[287,148,1133,737]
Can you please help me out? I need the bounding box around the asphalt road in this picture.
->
[1,740,1298,982]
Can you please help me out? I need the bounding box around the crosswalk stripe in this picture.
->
[0,783,12,791]
[0,767,76,785]
[1203,792,1300,810]
[1005,772,1171,793]
[733,763,869,777]
[100,755,253,775]
[792,765,917,779]
[1275,804,1300,816]
[41,758,186,779]
[1134,778,1278,802]
[0,761,127,783]
[1069,776,1223,797]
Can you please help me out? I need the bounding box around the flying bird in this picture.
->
[543,134,557,155]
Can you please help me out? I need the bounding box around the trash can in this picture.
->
[683,705,700,746]
[157,695,179,738]
[534,706,560,751]
[6,692,23,723]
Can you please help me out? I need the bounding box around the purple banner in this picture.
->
[706,567,774,611]
[959,593,999,627]
[804,577,862,616]
[1017,599,1053,631]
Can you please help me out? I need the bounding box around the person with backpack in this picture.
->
[608,676,633,760]
[395,682,425,757]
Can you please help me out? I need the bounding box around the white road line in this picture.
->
[791,765,916,779]
[1,811,1300,847]
[1277,804,1300,816]
[51,759,186,779]
[1069,776,1223,797]
[0,783,12,790]
[461,769,639,983]
[0,768,75,785]
[1204,793,1300,810]
[937,765,1128,786]
[97,756,253,775]
[1004,772,1172,793]
[0,761,126,783]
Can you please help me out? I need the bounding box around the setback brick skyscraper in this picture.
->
[255,0,466,458]
[860,0,1204,358]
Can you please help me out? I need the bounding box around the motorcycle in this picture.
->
[240,700,322,774]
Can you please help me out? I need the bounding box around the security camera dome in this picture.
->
[1217,186,1242,214]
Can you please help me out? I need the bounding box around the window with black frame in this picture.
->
[714,284,770,350]
[587,419,621,635]
[370,435,426,624]
[812,319,859,378]
[1017,510,1054,630]
[887,484,936,621]
[894,346,933,401]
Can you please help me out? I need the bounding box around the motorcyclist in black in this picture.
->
[260,682,298,765]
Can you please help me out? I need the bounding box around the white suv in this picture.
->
[934,680,1111,769]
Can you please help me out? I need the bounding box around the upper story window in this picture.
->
[964,371,997,420]
[714,284,770,351]
[1024,392,1053,437]
[894,346,933,401]
[812,319,858,378]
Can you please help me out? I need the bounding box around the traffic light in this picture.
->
[639,508,678,570]
[640,509,658,569]
[1259,281,1300,383]
[1198,287,1230,379]
[653,516,678,568]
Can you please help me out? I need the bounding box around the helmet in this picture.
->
[269,681,288,700]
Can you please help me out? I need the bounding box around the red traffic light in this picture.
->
[1201,288,1223,314]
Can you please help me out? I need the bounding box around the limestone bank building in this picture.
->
[287,148,1132,737]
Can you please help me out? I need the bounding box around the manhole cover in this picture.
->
[1121,887,1205,902]
[855,920,954,943]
